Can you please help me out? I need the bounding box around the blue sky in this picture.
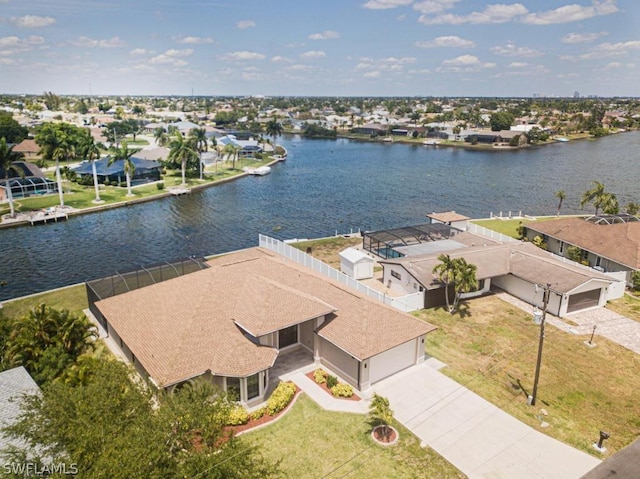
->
[0,0,638,97]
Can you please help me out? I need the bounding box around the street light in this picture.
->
[529,283,551,406]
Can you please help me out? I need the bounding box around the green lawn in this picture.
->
[414,296,640,457]
[1,283,88,318]
[471,216,573,238]
[247,395,466,479]
[291,236,362,268]
[607,294,640,323]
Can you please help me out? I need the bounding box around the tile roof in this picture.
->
[427,211,470,223]
[525,217,640,269]
[97,248,435,387]
[381,242,613,294]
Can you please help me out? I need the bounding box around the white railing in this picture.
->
[259,234,424,312]
[466,222,519,243]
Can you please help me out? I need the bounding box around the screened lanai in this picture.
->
[1,177,58,199]
[363,223,462,259]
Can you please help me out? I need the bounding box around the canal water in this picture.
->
[1,131,639,301]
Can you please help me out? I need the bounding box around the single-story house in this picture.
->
[93,248,436,406]
[0,367,40,460]
[380,242,618,316]
[339,247,374,280]
[217,135,263,158]
[0,161,57,201]
[73,156,162,185]
[523,216,640,282]
[350,124,387,137]
[12,139,40,158]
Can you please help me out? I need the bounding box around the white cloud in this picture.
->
[285,64,314,71]
[443,55,481,66]
[242,71,263,80]
[437,54,495,72]
[309,30,340,40]
[522,0,618,25]
[178,36,214,44]
[130,48,152,56]
[490,42,543,57]
[413,0,461,15]
[562,32,608,44]
[419,3,528,25]
[593,40,640,52]
[220,51,266,61]
[149,48,193,65]
[364,71,381,78]
[70,36,126,48]
[0,35,44,55]
[414,35,475,48]
[494,62,550,77]
[362,0,412,10]
[236,20,256,29]
[301,50,326,58]
[271,55,293,63]
[12,15,56,28]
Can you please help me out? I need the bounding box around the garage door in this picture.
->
[369,340,416,384]
[567,289,600,313]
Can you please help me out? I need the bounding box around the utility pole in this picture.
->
[530,283,551,406]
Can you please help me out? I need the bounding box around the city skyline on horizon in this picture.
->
[1,0,638,98]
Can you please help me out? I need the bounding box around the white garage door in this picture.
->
[369,340,416,384]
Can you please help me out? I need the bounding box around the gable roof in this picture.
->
[339,247,373,264]
[427,211,470,223]
[381,242,613,294]
[97,247,435,387]
[12,139,40,154]
[525,217,640,269]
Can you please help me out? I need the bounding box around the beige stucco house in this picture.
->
[94,247,435,407]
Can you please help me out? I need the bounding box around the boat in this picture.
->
[382,137,393,143]
[243,166,271,176]
[272,154,287,161]
[554,137,569,142]
[423,140,439,146]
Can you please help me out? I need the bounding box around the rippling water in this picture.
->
[2,131,639,301]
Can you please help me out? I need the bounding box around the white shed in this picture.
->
[339,247,374,280]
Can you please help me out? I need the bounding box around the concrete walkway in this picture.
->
[372,360,601,479]
[495,291,640,354]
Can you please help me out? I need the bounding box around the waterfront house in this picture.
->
[73,156,161,185]
[0,161,57,201]
[91,247,435,406]
[523,215,640,282]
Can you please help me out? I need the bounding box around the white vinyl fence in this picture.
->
[466,222,519,243]
[259,234,424,312]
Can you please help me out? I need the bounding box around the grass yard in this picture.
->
[0,284,88,318]
[607,294,640,323]
[414,295,640,457]
[247,395,466,479]
[291,236,362,268]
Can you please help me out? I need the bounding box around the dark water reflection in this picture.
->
[2,132,639,301]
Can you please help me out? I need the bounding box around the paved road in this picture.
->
[373,360,601,479]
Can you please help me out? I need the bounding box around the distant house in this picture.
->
[91,247,435,406]
[350,123,386,136]
[217,135,262,158]
[0,161,57,201]
[12,139,40,158]
[73,156,161,185]
[464,129,522,145]
[523,215,640,282]
[0,367,40,460]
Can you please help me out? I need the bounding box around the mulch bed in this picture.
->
[228,384,302,436]
[305,370,361,401]
[372,425,397,443]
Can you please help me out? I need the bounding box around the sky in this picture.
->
[0,0,638,97]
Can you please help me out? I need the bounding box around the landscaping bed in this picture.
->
[305,369,360,401]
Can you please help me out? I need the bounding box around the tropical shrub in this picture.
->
[331,383,354,398]
[266,382,296,416]
[313,369,328,384]
[250,407,267,421]
[368,393,394,440]
[630,271,640,292]
[532,235,548,250]
[226,405,249,426]
[326,375,338,389]
[566,246,583,263]
[156,181,165,190]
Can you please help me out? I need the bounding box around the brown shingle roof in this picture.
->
[427,211,470,223]
[12,139,40,154]
[525,217,640,269]
[97,248,435,387]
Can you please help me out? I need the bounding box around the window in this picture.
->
[227,377,241,402]
[278,324,298,349]
[391,270,401,280]
[247,373,259,400]
[559,241,564,253]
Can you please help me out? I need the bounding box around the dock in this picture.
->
[168,186,192,196]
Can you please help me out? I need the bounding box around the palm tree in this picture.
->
[451,258,477,313]
[51,136,74,207]
[154,126,169,147]
[0,137,23,217]
[109,141,139,196]
[368,393,394,441]
[168,132,198,186]
[188,128,208,180]
[432,254,456,313]
[77,129,103,203]
[580,181,607,215]
[222,142,241,170]
[555,190,566,216]
[265,117,283,156]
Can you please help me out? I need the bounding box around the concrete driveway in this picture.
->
[372,359,600,479]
